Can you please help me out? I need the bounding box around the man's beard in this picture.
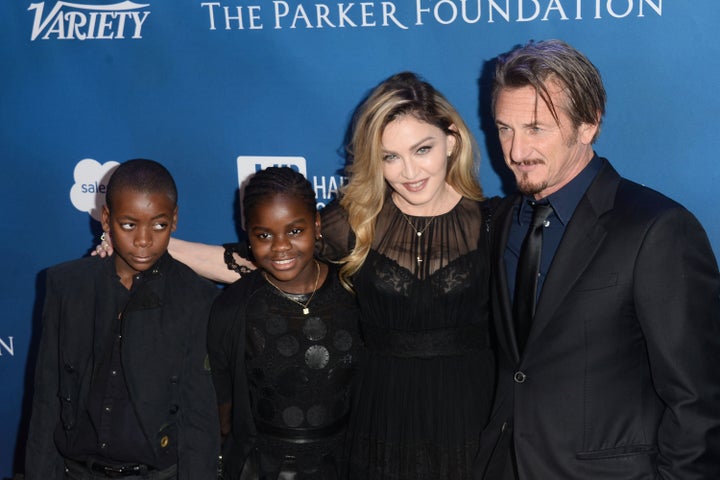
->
[512,159,547,197]
[516,171,548,197]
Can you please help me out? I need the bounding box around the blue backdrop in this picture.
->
[2,1,718,476]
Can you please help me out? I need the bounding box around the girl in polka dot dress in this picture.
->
[207,166,362,480]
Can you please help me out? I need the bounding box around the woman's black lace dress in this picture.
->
[320,196,495,480]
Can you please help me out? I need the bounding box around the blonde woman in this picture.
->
[321,72,495,479]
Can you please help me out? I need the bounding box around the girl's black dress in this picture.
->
[208,263,362,480]
[320,196,495,480]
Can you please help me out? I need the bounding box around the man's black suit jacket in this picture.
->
[475,159,720,479]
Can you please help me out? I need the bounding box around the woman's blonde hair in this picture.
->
[339,72,483,289]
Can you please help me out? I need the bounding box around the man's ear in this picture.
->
[579,121,599,145]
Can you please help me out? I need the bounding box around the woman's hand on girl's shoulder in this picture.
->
[91,231,114,257]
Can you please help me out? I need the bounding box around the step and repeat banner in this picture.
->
[1,0,718,476]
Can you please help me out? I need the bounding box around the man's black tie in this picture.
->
[513,202,553,354]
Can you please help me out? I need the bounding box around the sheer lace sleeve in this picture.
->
[222,242,253,276]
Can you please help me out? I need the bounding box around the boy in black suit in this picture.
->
[26,159,220,479]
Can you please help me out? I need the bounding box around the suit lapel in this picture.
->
[494,195,522,363]
[526,162,621,348]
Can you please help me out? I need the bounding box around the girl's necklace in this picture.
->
[263,260,320,315]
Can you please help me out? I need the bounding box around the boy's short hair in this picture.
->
[105,159,178,210]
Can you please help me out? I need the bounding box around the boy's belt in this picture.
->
[67,459,153,478]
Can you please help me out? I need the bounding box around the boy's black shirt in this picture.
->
[64,254,173,467]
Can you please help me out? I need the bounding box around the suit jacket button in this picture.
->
[64,364,75,373]
[514,371,527,383]
[160,435,169,448]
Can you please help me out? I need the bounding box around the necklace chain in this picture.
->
[401,212,437,237]
[400,213,437,265]
[263,260,321,315]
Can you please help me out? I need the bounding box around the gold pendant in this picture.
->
[302,307,310,315]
